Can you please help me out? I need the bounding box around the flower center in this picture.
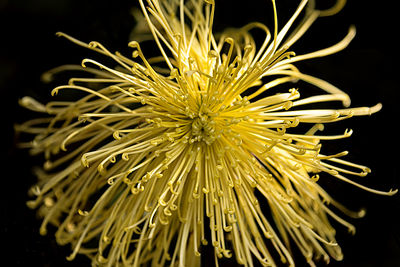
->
[191,115,218,145]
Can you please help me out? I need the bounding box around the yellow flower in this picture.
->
[17,0,396,266]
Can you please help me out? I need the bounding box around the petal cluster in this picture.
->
[18,0,396,266]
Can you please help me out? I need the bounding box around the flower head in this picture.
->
[18,0,396,266]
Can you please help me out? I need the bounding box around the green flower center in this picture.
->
[191,115,218,145]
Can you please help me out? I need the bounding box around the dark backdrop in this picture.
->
[1,0,399,266]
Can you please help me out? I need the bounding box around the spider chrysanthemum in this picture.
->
[17,0,396,266]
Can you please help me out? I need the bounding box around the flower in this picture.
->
[17,0,396,266]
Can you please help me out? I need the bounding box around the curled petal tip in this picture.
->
[370,103,382,114]
[388,189,398,196]
[357,208,367,218]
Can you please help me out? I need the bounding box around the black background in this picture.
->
[1,0,399,266]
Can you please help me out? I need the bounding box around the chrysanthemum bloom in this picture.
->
[17,0,396,266]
